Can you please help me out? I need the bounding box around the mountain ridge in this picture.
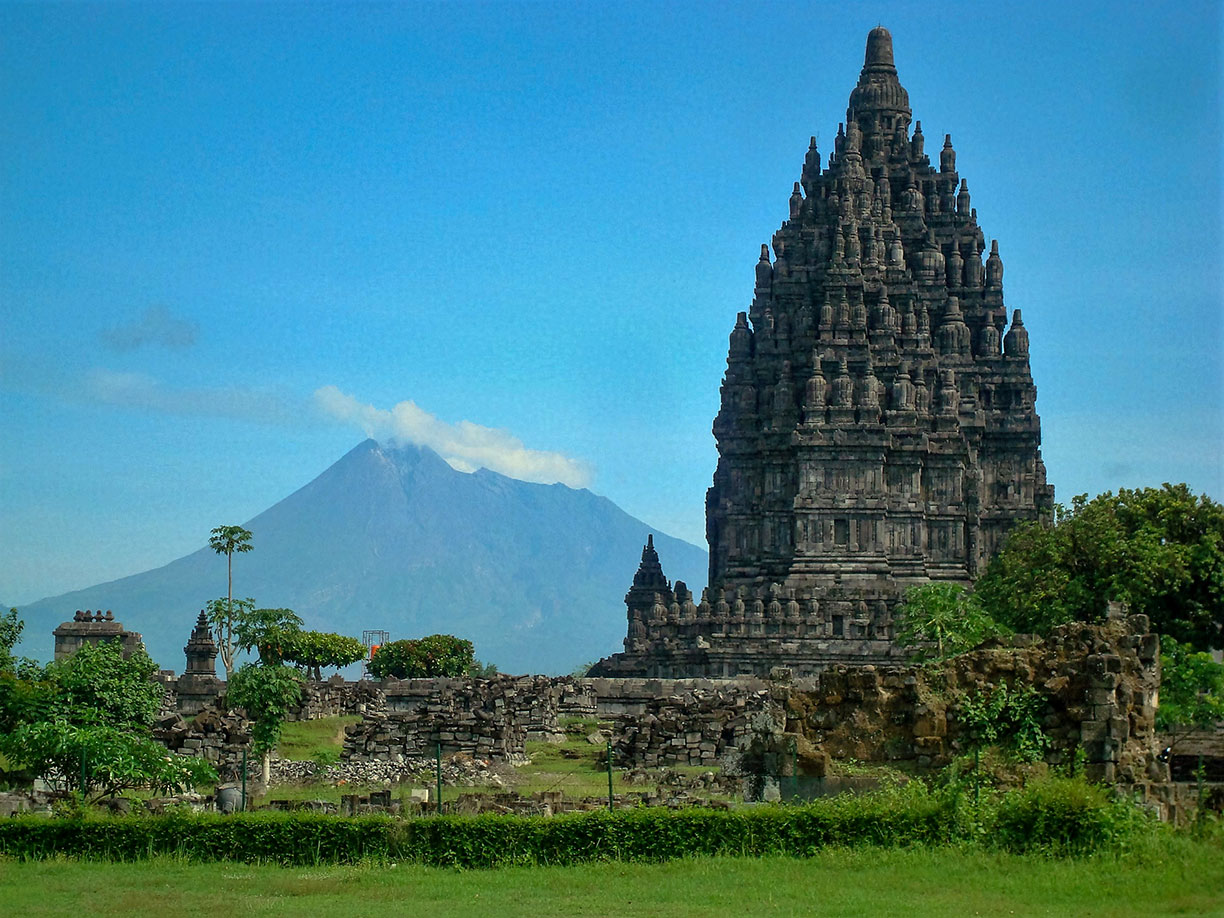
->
[14,440,707,674]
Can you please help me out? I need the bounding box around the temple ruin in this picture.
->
[594,27,1053,678]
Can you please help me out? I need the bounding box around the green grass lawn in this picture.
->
[259,719,718,808]
[1,839,1220,917]
[274,716,361,762]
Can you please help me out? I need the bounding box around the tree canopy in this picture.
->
[257,629,367,681]
[368,634,475,680]
[208,524,254,676]
[0,618,215,800]
[894,583,1007,661]
[975,485,1224,650]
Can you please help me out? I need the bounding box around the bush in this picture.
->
[259,630,367,681]
[0,776,1155,865]
[991,775,1153,855]
[368,635,475,680]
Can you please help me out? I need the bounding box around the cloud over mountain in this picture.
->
[314,385,592,487]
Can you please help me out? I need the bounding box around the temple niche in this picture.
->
[592,27,1053,679]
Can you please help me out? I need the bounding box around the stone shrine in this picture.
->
[52,609,144,661]
[594,27,1053,678]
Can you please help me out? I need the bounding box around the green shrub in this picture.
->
[990,775,1153,855]
[368,635,475,680]
[0,777,1157,866]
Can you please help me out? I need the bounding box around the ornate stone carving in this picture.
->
[593,26,1053,679]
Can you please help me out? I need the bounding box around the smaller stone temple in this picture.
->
[174,610,225,715]
[52,609,144,661]
[591,535,902,678]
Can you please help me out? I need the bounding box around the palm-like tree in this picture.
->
[208,525,253,676]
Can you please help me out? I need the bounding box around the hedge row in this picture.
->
[0,779,1152,866]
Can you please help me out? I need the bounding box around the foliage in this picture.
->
[233,607,304,660]
[0,720,216,801]
[225,663,303,755]
[208,524,255,676]
[976,485,1224,650]
[469,659,499,678]
[958,682,1049,763]
[0,612,212,801]
[571,660,597,678]
[1156,640,1224,734]
[205,596,254,679]
[45,639,161,730]
[894,583,1006,661]
[992,775,1154,855]
[0,607,23,670]
[368,634,475,680]
[0,775,1157,865]
[258,629,366,680]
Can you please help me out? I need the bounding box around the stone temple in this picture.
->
[593,27,1053,678]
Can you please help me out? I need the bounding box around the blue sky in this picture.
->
[2,1,1221,605]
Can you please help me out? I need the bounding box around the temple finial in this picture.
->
[864,26,895,68]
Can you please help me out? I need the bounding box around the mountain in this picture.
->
[14,440,708,675]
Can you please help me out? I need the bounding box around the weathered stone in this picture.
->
[592,27,1051,679]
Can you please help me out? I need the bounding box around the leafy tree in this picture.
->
[233,607,304,660]
[45,639,161,730]
[469,659,499,678]
[368,634,475,680]
[976,485,1224,650]
[205,595,254,679]
[1156,640,1224,741]
[0,720,215,802]
[208,524,254,676]
[225,662,302,785]
[0,613,215,800]
[0,608,23,671]
[894,583,1006,661]
[257,629,366,681]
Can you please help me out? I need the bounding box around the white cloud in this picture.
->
[100,306,198,351]
[314,385,592,488]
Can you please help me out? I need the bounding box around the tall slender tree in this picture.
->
[208,525,253,677]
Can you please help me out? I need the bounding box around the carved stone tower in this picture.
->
[593,27,1053,678]
[176,609,224,715]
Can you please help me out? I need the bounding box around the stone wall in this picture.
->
[777,612,1163,789]
[337,674,776,768]
[606,682,774,767]
[286,677,385,722]
[342,675,565,763]
[154,706,251,779]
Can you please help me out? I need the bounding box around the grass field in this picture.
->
[274,716,362,762]
[1,839,1221,917]
[259,716,716,808]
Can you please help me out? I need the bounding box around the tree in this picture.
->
[0,614,216,801]
[368,634,475,680]
[976,485,1224,650]
[1156,640,1224,742]
[233,607,304,661]
[45,639,161,730]
[208,524,254,676]
[0,720,215,802]
[258,630,367,681]
[205,596,255,678]
[0,608,23,671]
[225,662,303,785]
[894,583,1005,661]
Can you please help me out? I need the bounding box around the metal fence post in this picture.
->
[606,740,614,811]
[436,741,443,815]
